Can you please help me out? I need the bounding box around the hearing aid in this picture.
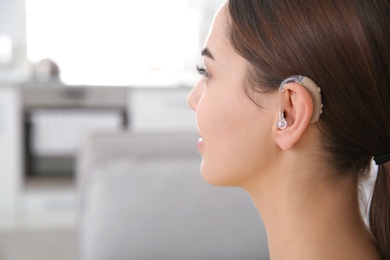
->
[277,75,323,130]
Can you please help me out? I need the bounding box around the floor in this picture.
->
[0,228,76,260]
[0,177,77,260]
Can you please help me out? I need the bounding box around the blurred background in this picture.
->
[0,0,251,259]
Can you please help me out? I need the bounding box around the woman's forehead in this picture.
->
[204,4,232,57]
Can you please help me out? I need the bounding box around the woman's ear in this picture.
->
[274,82,314,150]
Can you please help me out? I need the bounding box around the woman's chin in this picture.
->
[200,165,238,187]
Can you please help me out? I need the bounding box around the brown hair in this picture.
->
[227,0,390,258]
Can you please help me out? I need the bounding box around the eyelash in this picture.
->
[196,65,211,83]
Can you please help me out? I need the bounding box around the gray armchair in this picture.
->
[77,131,269,260]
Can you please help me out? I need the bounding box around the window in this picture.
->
[25,0,202,85]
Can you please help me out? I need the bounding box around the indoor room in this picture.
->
[2,0,383,259]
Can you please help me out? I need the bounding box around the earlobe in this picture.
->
[274,83,314,151]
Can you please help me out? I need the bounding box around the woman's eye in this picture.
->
[196,65,211,82]
[196,65,211,85]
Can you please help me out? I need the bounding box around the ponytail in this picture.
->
[369,163,390,259]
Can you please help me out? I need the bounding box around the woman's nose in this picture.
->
[186,79,204,111]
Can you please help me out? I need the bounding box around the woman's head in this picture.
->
[188,0,390,181]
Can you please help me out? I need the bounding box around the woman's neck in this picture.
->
[243,161,381,259]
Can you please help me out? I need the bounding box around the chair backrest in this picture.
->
[77,131,269,260]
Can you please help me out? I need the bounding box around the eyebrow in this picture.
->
[201,48,215,60]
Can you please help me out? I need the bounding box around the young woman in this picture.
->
[187,1,389,259]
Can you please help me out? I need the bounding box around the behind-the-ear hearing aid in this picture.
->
[277,75,323,130]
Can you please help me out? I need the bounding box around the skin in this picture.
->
[187,3,381,260]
